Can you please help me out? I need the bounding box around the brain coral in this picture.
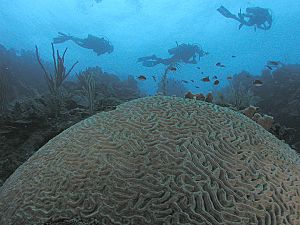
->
[0,96,300,225]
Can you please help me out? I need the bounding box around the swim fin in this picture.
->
[53,32,72,44]
[239,23,244,30]
[217,6,240,21]
[137,55,158,62]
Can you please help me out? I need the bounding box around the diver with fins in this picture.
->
[217,6,272,31]
[138,42,208,67]
[53,32,114,55]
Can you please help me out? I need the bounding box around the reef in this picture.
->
[184,91,213,102]
[219,65,300,154]
[0,96,299,225]
[0,44,141,186]
[157,77,187,97]
[185,93,285,138]
[241,105,274,131]
[253,64,300,151]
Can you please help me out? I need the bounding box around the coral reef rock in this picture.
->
[184,91,194,99]
[241,106,274,131]
[241,105,259,118]
[1,96,300,225]
[195,93,205,101]
[205,92,213,103]
[255,114,274,131]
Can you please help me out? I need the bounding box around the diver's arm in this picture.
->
[186,55,196,63]
[264,20,272,30]
[258,22,270,30]
[186,57,197,64]
[259,24,267,30]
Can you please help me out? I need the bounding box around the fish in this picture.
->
[216,62,226,67]
[232,55,236,58]
[137,75,147,81]
[181,80,188,83]
[195,86,200,88]
[191,80,195,83]
[213,80,220,85]
[212,76,218,80]
[227,76,232,80]
[152,75,156,82]
[266,65,273,70]
[201,72,204,74]
[170,67,177,71]
[196,67,201,69]
[253,79,263,87]
[201,76,210,82]
[268,61,280,66]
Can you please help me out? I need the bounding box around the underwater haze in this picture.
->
[2,1,300,224]
[1,0,300,95]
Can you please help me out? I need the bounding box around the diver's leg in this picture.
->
[53,33,72,44]
[71,38,87,48]
[137,55,159,62]
[142,60,160,67]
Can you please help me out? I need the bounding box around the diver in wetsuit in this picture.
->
[138,43,208,67]
[238,7,272,30]
[53,32,114,55]
[217,6,272,31]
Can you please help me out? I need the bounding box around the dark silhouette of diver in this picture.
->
[53,32,113,55]
[217,6,272,31]
[138,43,208,67]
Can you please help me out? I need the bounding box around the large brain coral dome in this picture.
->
[0,96,300,225]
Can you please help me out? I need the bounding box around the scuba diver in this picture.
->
[217,6,272,31]
[53,32,114,56]
[137,42,208,67]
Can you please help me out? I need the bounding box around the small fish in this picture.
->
[213,80,220,85]
[216,62,226,67]
[266,65,273,70]
[212,76,218,80]
[268,61,280,66]
[196,66,201,69]
[232,55,236,58]
[191,80,195,83]
[201,72,204,74]
[253,79,263,87]
[181,80,188,83]
[195,86,200,88]
[227,76,232,80]
[170,67,177,71]
[137,75,147,81]
[152,75,156,82]
[201,76,210,82]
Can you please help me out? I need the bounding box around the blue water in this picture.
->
[1,0,299,95]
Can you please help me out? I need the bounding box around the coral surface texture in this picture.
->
[0,96,300,225]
